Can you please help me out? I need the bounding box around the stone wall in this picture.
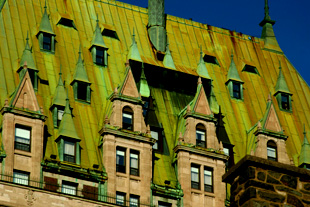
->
[223,155,310,207]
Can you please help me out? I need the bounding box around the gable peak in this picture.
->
[226,53,242,83]
[261,94,282,132]
[274,63,290,94]
[119,65,140,98]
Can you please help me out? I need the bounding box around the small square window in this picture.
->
[129,194,139,207]
[232,82,241,99]
[116,147,126,173]
[15,125,31,152]
[116,192,126,205]
[191,164,200,190]
[204,168,213,193]
[64,141,76,163]
[158,201,172,207]
[13,170,29,185]
[62,181,77,195]
[130,150,139,176]
[43,34,52,51]
[281,94,290,110]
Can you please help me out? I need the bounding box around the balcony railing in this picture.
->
[0,173,152,207]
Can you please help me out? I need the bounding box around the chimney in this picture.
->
[148,0,167,52]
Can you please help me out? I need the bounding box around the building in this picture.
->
[0,0,309,206]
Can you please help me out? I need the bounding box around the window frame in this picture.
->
[13,170,29,186]
[116,147,126,173]
[62,181,77,195]
[15,125,31,152]
[116,191,126,206]
[122,106,134,131]
[130,150,139,176]
[64,141,76,163]
[95,47,105,65]
[191,164,200,190]
[232,82,241,99]
[158,201,172,207]
[267,140,277,161]
[204,167,213,193]
[196,123,206,148]
[281,93,290,111]
[129,194,140,207]
[42,33,52,51]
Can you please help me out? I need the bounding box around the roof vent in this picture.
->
[102,29,119,40]
[203,54,219,65]
[57,18,77,30]
[242,64,259,75]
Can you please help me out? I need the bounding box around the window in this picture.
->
[203,54,219,65]
[116,147,126,173]
[57,109,64,126]
[28,69,38,91]
[102,29,119,40]
[158,201,172,207]
[116,192,126,205]
[15,125,31,152]
[223,147,229,156]
[13,170,29,185]
[122,106,133,130]
[151,131,159,150]
[129,195,139,207]
[62,181,77,195]
[130,150,139,176]
[281,94,290,110]
[242,65,259,75]
[64,141,75,163]
[267,140,277,161]
[43,33,52,51]
[57,18,77,29]
[77,82,88,101]
[196,124,206,148]
[232,82,241,99]
[204,167,213,193]
[96,47,105,65]
[191,164,200,190]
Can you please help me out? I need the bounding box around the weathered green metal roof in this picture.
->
[137,64,150,98]
[127,29,142,62]
[226,53,243,83]
[57,97,80,141]
[38,3,54,35]
[19,34,37,72]
[72,46,90,84]
[275,64,291,94]
[51,68,66,107]
[91,17,107,48]
[209,86,219,114]
[299,125,310,167]
[163,44,176,70]
[196,47,211,80]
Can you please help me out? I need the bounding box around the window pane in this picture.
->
[130,153,138,168]
[204,170,212,185]
[15,126,31,151]
[223,148,229,156]
[233,82,241,99]
[58,110,64,120]
[267,147,276,158]
[196,130,205,141]
[64,142,75,155]
[191,167,199,182]
[62,183,76,195]
[43,34,51,50]
[116,193,125,205]
[116,148,126,173]
[130,195,139,207]
[151,131,159,149]
[13,171,29,185]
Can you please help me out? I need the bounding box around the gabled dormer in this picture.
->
[55,97,81,165]
[50,67,66,127]
[299,125,310,169]
[89,17,108,66]
[1,63,45,178]
[254,94,290,164]
[71,47,91,103]
[226,53,244,100]
[274,63,292,112]
[196,47,212,80]
[163,43,176,70]
[18,34,39,91]
[127,29,142,62]
[36,3,55,53]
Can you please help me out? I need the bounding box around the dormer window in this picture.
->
[28,69,38,91]
[203,54,219,65]
[196,124,206,148]
[72,81,91,103]
[267,140,277,161]
[122,106,133,130]
[43,33,52,50]
[15,125,31,152]
[52,106,65,128]
[232,82,241,99]
[242,64,259,75]
[64,141,76,163]
[281,94,290,110]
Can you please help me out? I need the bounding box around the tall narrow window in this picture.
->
[267,140,277,161]
[191,164,200,190]
[281,94,290,110]
[116,192,126,205]
[57,109,64,126]
[96,47,104,65]
[232,82,241,99]
[130,150,139,176]
[196,124,206,148]
[116,147,126,173]
[64,141,76,163]
[13,170,29,185]
[62,181,77,195]
[43,33,52,51]
[122,106,133,130]
[151,131,159,150]
[204,167,213,193]
[77,82,88,101]
[129,195,139,207]
[15,125,31,152]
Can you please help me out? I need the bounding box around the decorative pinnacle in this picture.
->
[267,93,272,102]
[132,28,136,44]
[197,77,202,85]
[264,0,271,20]
[59,65,62,76]
[304,124,306,136]
[44,0,47,9]
[96,13,99,23]
[279,60,282,70]
[231,49,234,58]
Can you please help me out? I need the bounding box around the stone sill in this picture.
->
[14,150,32,157]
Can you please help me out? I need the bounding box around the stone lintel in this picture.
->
[223,155,310,184]
[109,94,143,105]
[151,184,183,199]
[254,129,288,140]
[99,126,156,145]
[183,112,216,123]
[1,106,46,121]
[173,145,228,161]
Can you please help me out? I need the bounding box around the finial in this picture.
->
[146,124,151,135]
[257,121,262,130]
[219,141,223,151]
[4,99,8,107]
[79,45,82,55]
[23,61,28,69]
[141,62,144,69]
[114,87,118,94]
[197,77,202,85]
[44,0,47,9]
[267,93,271,102]
[264,0,270,20]
[125,59,130,67]
[303,124,306,135]
[96,13,99,23]
[66,88,69,101]
[132,28,136,43]
[231,49,234,58]
[26,31,29,41]
[218,105,222,114]
[200,45,203,56]
[59,65,62,76]
[279,60,282,70]
[178,132,184,142]
[186,104,191,113]
[40,106,44,114]
[104,116,109,125]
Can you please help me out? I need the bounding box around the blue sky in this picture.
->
[119,0,310,85]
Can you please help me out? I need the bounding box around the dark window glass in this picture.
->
[196,124,206,148]
[62,181,77,195]
[96,47,104,65]
[233,82,241,99]
[15,125,31,152]
[43,34,51,51]
[28,70,36,89]
[116,147,126,173]
[267,140,277,161]
[204,167,213,193]
[158,201,172,207]
[64,141,75,163]
[203,54,218,65]
[130,150,139,176]
[122,107,133,130]
[281,94,290,110]
[77,82,88,101]
[191,164,200,190]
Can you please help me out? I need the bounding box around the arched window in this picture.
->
[267,140,277,161]
[196,123,206,148]
[122,106,133,130]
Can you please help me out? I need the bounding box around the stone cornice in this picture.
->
[1,106,46,121]
[254,129,288,140]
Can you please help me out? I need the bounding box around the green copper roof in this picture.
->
[275,64,290,94]
[137,64,150,98]
[57,97,80,141]
[91,17,107,48]
[209,85,219,114]
[38,3,54,35]
[127,29,142,62]
[226,53,242,83]
[72,46,90,83]
[19,33,37,72]
[51,67,66,107]
[196,47,211,80]
[163,44,176,70]
[299,125,310,166]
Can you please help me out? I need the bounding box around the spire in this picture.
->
[72,46,90,83]
[226,52,242,83]
[137,63,150,98]
[261,93,283,132]
[57,95,80,141]
[91,15,107,48]
[209,85,219,114]
[196,46,211,80]
[163,43,176,69]
[274,63,290,94]
[38,1,54,35]
[19,32,37,72]
[299,124,310,167]
[51,66,67,107]
[127,28,142,62]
